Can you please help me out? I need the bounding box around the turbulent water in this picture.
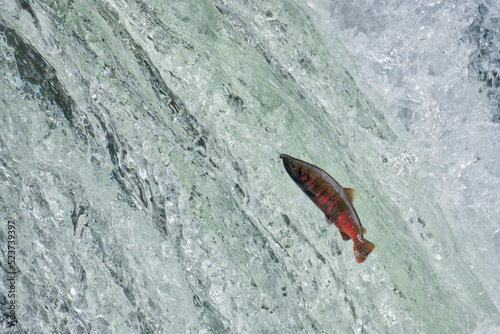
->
[1,0,499,332]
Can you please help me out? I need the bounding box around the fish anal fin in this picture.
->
[344,188,359,203]
[340,230,351,241]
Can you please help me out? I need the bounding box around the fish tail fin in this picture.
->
[354,239,375,263]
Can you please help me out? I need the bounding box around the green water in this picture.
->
[0,0,498,332]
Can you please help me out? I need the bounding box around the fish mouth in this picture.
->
[280,154,295,177]
[280,154,299,168]
[280,154,292,169]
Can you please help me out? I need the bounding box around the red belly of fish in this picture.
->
[312,191,361,240]
[336,211,360,241]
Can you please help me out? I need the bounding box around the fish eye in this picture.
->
[290,163,297,169]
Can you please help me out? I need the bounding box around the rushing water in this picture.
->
[1,0,499,333]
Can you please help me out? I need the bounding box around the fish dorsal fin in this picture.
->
[344,188,359,203]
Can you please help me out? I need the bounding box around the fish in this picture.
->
[280,154,375,263]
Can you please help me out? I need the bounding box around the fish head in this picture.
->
[280,154,312,185]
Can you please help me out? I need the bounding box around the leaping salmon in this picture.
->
[280,154,375,263]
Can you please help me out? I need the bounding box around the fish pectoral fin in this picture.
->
[324,215,334,225]
[344,188,359,203]
[362,226,367,234]
[340,230,351,241]
[300,184,316,198]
